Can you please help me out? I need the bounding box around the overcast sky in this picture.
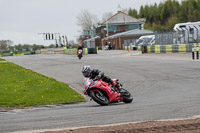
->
[0,0,181,46]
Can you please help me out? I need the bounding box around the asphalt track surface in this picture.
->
[1,51,200,132]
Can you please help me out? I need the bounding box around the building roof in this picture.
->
[101,29,154,41]
[83,36,100,42]
[101,11,146,25]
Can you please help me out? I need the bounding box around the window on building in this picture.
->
[125,24,139,31]
[84,31,90,36]
[108,25,120,32]
[84,30,96,37]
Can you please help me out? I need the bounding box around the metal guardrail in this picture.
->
[39,48,98,55]
[1,51,34,57]
[64,48,98,55]
[64,48,89,55]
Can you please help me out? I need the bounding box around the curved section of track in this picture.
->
[1,52,200,132]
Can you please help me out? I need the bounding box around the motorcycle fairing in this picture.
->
[87,79,123,102]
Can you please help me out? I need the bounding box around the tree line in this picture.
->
[128,0,200,31]
[0,40,81,54]
[0,40,45,54]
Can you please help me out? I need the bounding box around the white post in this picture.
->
[106,15,108,37]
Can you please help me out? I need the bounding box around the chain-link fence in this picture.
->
[155,31,178,45]
[123,28,200,47]
[155,28,200,45]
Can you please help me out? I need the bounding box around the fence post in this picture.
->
[192,45,195,60]
[197,44,199,60]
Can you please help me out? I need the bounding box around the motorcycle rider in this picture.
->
[77,44,83,50]
[77,44,83,55]
[82,66,121,90]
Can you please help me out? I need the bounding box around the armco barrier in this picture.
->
[64,48,96,55]
[147,46,151,53]
[166,45,172,53]
[178,44,186,53]
[84,48,88,55]
[54,48,64,54]
[172,45,178,53]
[124,46,143,52]
[35,50,41,54]
[13,53,24,56]
[41,48,54,54]
[88,48,98,54]
[150,45,155,53]
[137,46,142,51]
[1,51,34,56]
[64,49,77,55]
[124,46,131,51]
[155,45,160,53]
[137,44,200,53]
[2,53,13,56]
[39,48,97,55]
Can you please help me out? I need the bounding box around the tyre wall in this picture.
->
[136,44,199,53]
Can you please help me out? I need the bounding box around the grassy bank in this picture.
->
[0,62,85,108]
[0,58,6,61]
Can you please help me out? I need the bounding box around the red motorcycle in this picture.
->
[83,78,133,105]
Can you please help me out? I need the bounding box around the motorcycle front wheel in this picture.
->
[90,90,109,106]
[120,89,133,103]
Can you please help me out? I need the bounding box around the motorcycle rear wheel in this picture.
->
[90,90,109,106]
[120,89,133,103]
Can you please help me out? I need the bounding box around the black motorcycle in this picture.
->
[77,49,83,60]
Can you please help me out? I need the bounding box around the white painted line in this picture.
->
[11,115,200,133]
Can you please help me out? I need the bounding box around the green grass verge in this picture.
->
[0,62,85,107]
[0,58,6,61]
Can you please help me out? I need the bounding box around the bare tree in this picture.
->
[0,40,13,51]
[102,12,113,22]
[77,9,99,30]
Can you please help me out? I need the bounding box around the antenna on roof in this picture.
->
[117,4,122,12]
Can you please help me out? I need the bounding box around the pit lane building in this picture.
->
[83,11,154,50]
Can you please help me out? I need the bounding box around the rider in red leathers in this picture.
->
[82,66,121,90]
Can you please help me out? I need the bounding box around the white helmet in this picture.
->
[82,66,92,77]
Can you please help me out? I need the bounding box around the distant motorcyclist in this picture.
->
[82,66,121,90]
[77,45,83,59]
[77,44,83,51]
